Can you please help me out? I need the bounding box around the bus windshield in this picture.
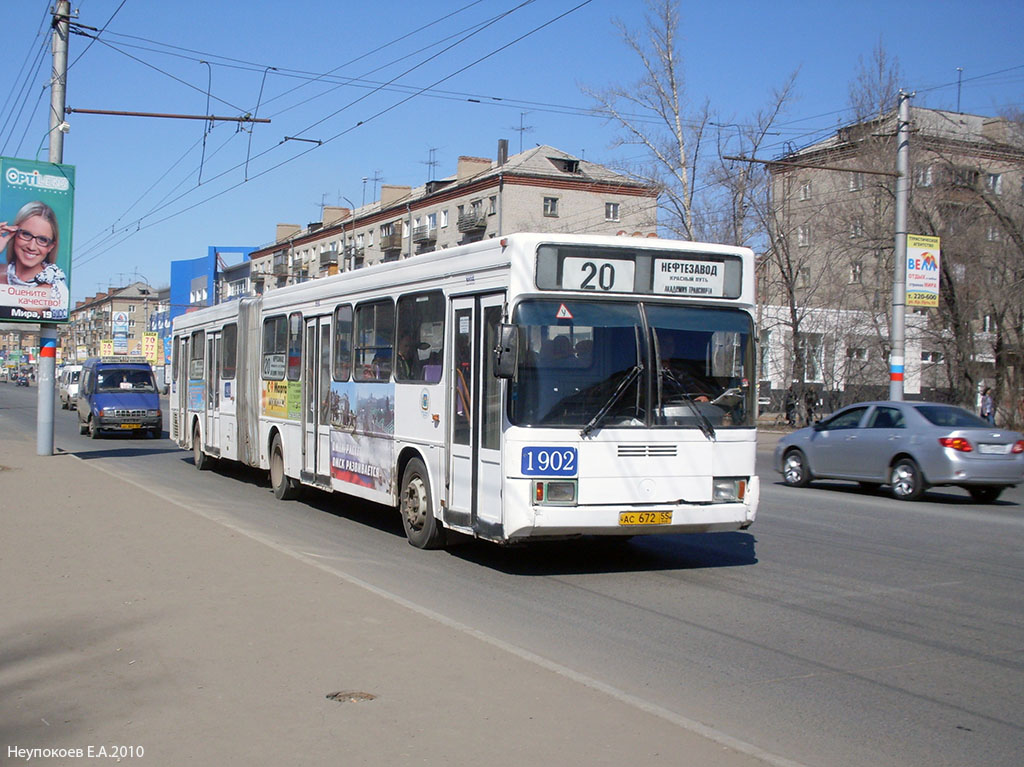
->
[509,299,755,430]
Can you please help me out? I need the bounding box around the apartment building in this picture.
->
[760,106,1023,408]
[61,282,159,362]
[247,141,658,291]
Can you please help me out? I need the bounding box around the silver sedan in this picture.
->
[774,400,1024,502]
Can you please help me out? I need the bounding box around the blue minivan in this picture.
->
[77,357,162,439]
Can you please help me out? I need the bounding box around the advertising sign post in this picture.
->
[0,157,75,322]
[906,234,941,308]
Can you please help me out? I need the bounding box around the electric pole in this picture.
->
[888,91,911,401]
[37,0,70,455]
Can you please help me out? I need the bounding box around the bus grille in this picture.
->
[617,444,677,457]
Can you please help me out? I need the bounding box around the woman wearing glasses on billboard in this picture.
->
[0,200,68,319]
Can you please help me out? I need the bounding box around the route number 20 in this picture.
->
[562,257,635,293]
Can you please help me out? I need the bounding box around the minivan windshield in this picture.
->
[95,367,157,392]
[508,299,755,430]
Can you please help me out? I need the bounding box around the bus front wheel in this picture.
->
[270,434,300,500]
[400,458,446,549]
[193,423,210,470]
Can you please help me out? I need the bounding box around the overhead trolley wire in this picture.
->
[72,0,596,268]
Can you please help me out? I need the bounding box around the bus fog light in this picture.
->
[713,478,744,502]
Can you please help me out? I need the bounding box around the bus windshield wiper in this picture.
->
[678,391,716,440]
[580,363,643,437]
[657,367,716,440]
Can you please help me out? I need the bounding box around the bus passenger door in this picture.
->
[303,316,331,480]
[447,294,504,533]
[205,333,220,451]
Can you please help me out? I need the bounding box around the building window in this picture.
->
[846,346,867,361]
[427,212,437,230]
[850,218,864,238]
[797,266,811,288]
[799,333,824,382]
[605,202,620,221]
[986,225,1001,242]
[921,350,944,363]
[799,182,811,200]
[129,305,136,313]
[850,260,863,283]
[797,225,810,247]
[440,209,448,228]
[985,173,1002,195]
[848,173,864,192]
[914,164,933,188]
[953,167,979,188]
[488,196,497,215]
[543,197,559,217]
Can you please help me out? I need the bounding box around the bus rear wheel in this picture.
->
[400,458,445,549]
[270,434,300,500]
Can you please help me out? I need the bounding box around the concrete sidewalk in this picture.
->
[0,429,780,767]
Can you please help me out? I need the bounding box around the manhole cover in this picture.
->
[326,691,376,703]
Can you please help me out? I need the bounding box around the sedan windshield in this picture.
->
[508,299,755,430]
[96,367,157,392]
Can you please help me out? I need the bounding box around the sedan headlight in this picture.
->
[713,477,747,503]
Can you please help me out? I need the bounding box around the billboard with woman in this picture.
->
[0,157,75,322]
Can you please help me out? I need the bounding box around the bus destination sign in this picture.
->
[652,258,725,297]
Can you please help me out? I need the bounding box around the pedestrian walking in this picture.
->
[980,387,995,425]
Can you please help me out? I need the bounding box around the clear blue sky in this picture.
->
[1,0,1021,305]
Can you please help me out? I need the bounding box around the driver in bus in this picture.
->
[657,332,710,403]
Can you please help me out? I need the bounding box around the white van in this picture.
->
[59,364,83,409]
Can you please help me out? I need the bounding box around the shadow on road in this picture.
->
[770,478,1019,506]
[450,530,758,576]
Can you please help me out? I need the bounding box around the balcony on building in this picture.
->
[381,233,402,254]
[272,253,288,275]
[319,248,339,268]
[457,210,487,233]
[412,225,437,244]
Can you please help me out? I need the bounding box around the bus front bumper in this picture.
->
[505,476,759,539]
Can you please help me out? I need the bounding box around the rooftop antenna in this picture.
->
[956,67,963,113]
[361,177,368,206]
[422,147,439,182]
[511,111,534,153]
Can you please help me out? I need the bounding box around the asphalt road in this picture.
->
[4,382,1023,767]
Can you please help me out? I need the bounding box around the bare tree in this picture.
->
[582,0,709,240]
[848,37,902,122]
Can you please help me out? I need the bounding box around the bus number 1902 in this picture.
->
[521,446,578,477]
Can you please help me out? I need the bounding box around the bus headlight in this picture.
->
[533,480,577,505]
[147,409,161,417]
[713,477,747,503]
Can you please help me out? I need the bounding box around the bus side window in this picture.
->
[353,300,394,382]
[396,290,444,384]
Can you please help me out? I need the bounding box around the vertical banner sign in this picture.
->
[113,310,129,354]
[906,234,940,308]
[0,157,75,322]
[142,332,159,364]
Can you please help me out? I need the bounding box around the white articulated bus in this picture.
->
[171,232,759,548]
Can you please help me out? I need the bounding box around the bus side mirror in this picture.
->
[493,324,519,379]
